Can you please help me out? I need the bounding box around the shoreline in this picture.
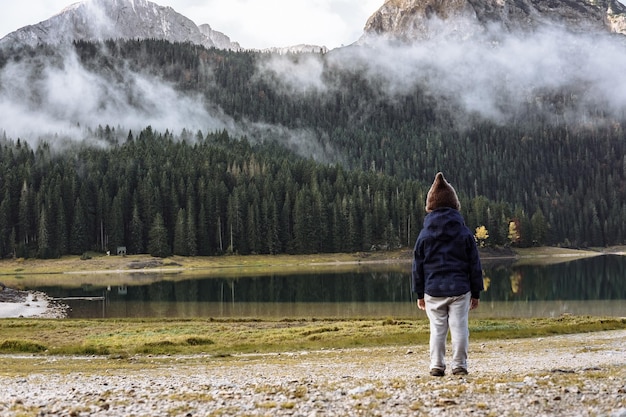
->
[0,246,621,319]
[0,246,616,277]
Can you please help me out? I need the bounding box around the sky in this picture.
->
[0,0,384,49]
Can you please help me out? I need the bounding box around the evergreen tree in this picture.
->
[197,202,211,256]
[56,197,68,256]
[129,203,144,254]
[37,206,52,259]
[247,203,260,254]
[281,191,293,253]
[9,228,17,259]
[70,198,88,255]
[530,209,548,246]
[173,208,187,256]
[264,196,280,255]
[108,195,125,253]
[18,180,32,253]
[185,197,197,257]
[148,213,170,257]
[293,188,315,253]
[0,191,9,257]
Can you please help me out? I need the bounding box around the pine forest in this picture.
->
[0,39,625,258]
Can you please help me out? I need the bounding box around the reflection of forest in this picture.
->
[119,272,413,303]
[480,255,626,301]
[104,256,625,303]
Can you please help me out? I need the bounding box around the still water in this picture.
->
[27,255,626,319]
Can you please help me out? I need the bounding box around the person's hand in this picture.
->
[470,298,480,310]
[417,299,426,310]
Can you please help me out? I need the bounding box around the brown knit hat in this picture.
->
[425,172,461,213]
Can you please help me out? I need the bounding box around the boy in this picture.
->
[412,172,483,376]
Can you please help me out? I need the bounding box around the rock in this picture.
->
[360,0,626,43]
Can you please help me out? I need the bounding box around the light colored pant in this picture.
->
[425,292,471,371]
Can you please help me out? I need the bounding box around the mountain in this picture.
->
[0,0,241,51]
[197,24,241,51]
[360,0,626,42]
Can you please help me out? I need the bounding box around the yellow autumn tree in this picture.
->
[508,220,521,245]
[475,225,489,247]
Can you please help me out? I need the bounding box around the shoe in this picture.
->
[429,368,445,377]
[452,368,468,375]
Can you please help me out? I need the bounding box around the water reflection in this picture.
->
[482,256,626,302]
[26,255,626,319]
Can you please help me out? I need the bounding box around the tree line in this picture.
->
[1,127,539,259]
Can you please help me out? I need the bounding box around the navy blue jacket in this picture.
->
[412,208,483,299]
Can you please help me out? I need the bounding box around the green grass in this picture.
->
[0,250,411,278]
[0,339,47,353]
[0,315,624,357]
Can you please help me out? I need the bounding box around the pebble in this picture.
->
[0,330,624,416]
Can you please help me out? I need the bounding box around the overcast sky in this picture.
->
[0,0,384,49]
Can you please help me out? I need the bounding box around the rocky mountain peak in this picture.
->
[0,0,241,50]
[198,24,241,50]
[361,0,626,43]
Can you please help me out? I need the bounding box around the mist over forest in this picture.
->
[3,17,626,149]
[1,15,626,258]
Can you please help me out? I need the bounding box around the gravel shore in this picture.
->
[1,329,625,416]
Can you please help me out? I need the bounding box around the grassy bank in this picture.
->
[2,246,621,278]
[1,316,624,359]
[0,250,412,278]
[510,246,605,265]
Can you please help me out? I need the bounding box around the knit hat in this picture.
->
[425,172,461,213]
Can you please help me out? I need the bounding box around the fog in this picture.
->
[259,19,626,126]
[0,46,336,161]
[0,48,226,139]
[1,17,626,159]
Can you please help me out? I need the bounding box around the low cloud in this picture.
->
[257,20,626,126]
[3,19,625,160]
[0,46,334,161]
[255,53,328,95]
[0,48,227,139]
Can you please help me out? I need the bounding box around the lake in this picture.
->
[17,255,626,319]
